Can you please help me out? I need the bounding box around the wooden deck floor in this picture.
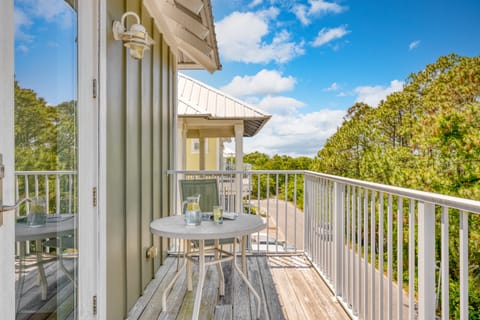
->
[128,255,349,320]
[15,254,76,320]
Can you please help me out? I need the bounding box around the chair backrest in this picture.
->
[180,179,219,212]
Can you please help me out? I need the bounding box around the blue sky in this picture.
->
[15,0,77,105]
[185,0,480,157]
[14,0,480,157]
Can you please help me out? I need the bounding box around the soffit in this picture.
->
[144,0,221,73]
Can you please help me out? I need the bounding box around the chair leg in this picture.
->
[186,240,193,291]
[215,240,225,296]
[241,236,247,275]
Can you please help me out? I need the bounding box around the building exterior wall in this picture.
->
[186,137,220,170]
[106,1,175,318]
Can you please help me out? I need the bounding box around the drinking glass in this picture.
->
[213,205,223,224]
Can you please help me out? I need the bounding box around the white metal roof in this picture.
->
[144,0,221,72]
[178,73,271,137]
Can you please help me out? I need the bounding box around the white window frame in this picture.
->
[191,138,208,154]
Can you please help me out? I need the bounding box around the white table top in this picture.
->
[15,214,76,241]
[150,214,266,240]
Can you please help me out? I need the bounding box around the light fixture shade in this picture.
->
[112,11,154,60]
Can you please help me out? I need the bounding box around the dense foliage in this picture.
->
[15,81,77,171]
[14,81,77,213]
[243,152,313,208]
[311,54,480,318]
[312,54,480,198]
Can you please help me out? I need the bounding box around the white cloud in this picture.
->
[16,0,74,28]
[14,8,34,41]
[216,9,305,64]
[257,95,305,115]
[323,82,340,91]
[221,70,296,97]
[17,45,29,53]
[354,80,404,107]
[409,40,421,50]
[294,0,347,25]
[293,5,310,25]
[249,0,263,8]
[310,0,347,15]
[243,109,345,157]
[312,25,350,47]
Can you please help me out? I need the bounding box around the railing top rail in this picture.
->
[305,170,480,214]
[15,170,78,175]
[168,169,480,213]
[167,169,305,175]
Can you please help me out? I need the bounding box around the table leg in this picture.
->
[36,240,48,300]
[192,240,205,320]
[58,237,76,286]
[186,240,193,291]
[241,236,247,275]
[16,242,26,312]
[214,239,225,296]
[162,249,187,312]
[233,241,261,319]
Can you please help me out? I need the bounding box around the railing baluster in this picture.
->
[45,175,49,214]
[387,194,393,319]
[346,185,351,306]
[441,206,449,320]
[418,202,435,319]
[409,199,416,320]
[371,190,376,320]
[34,174,39,199]
[68,173,73,214]
[275,174,279,254]
[357,187,361,317]
[351,186,357,315]
[284,173,288,252]
[379,192,384,319]
[459,210,468,320]
[293,173,296,252]
[266,174,270,253]
[397,197,404,320]
[364,189,369,320]
[334,182,344,297]
[56,173,61,214]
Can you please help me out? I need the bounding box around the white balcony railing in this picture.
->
[169,170,480,320]
[15,170,480,319]
[15,170,77,217]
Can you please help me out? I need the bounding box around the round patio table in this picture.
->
[150,213,266,320]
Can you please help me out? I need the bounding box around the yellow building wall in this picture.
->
[186,138,219,170]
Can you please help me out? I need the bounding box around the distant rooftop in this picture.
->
[177,73,271,137]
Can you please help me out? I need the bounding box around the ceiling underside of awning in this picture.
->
[144,0,222,73]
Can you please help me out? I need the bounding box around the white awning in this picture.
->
[178,73,271,137]
[144,0,221,72]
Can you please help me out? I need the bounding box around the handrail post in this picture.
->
[334,182,344,297]
[418,202,436,320]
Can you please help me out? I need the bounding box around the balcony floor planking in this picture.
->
[129,255,349,320]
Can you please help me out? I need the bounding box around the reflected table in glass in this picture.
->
[15,214,76,301]
[150,213,266,320]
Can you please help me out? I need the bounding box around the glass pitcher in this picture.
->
[182,195,202,226]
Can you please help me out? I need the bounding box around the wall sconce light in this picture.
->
[113,11,154,60]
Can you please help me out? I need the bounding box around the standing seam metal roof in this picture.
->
[178,73,271,137]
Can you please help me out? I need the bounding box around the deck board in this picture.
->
[128,254,348,320]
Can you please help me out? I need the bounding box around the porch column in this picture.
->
[234,124,243,213]
[199,137,206,170]
[178,120,187,171]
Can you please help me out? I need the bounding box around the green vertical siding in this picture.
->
[106,1,176,318]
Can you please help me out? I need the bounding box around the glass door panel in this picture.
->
[14,0,78,318]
